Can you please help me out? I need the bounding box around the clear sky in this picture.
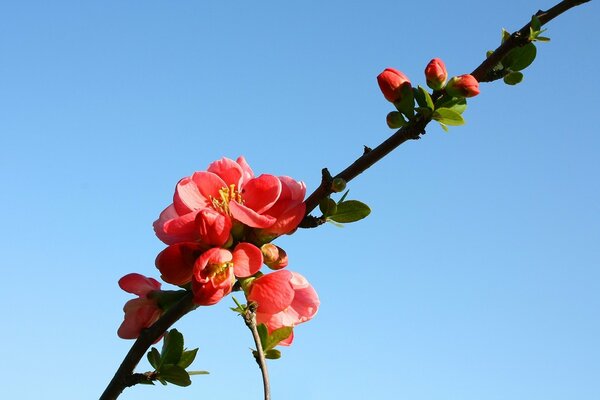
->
[1,1,599,399]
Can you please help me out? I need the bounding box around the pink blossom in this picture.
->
[155,242,205,285]
[117,273,162,339]
[247,270,319,346]
[445,74,480,98]
[192,243,263,305]
[154,157,306,245]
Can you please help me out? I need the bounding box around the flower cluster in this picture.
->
[118,157,319,346]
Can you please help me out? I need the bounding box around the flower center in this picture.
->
[210,184,243,215]
[205,261,233,284]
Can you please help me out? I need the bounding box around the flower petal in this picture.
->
[229,202,276,228]
[118,273,161,296]
[191,171,227,204]
[236,156,254,185]
[155,243,205,285]
[248,270,294,314]
[173,176,207,215]
[232,242,263,277]
[155,208,199,245]
[207,157,243,188]
[242,174,282,214]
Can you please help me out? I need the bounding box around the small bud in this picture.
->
[386,111,406,129]
[330,178,347,193]
[260,243,288,270]
[377,68,411,103]
[445,74,480,98]
[424,58,448,90]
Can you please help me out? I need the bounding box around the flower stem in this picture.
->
[243,303,271,400]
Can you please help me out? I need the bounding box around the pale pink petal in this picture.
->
[279,176,306,203]
[207,157,243,187]
[229,202,276,228]
[119,273,161,296]
[191,171,227,204]
[118,298,161,339]
[232,242,263,277]
[236,156,255,185]
[242,174,282,214]
[248,270,294,314]
[173,176,207,214]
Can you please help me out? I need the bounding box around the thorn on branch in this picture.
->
[363,145,372,155]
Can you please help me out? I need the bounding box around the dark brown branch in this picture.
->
[243,303,271,400]
[301,0,589,220]
[100,292,196,400]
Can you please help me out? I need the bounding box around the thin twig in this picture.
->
[243,303,271,400]
[300,0,589,222]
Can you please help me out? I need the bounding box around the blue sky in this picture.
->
[1,1,599,399]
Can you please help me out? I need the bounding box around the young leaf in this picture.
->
[177,348,199,369]
[437,121,449,132]
[503,71,524,85]
[319,197,337,217]
[158,364,191,387]
[257,323,269,349]
[435,96,467,115]
[503,43,537,71]
[531,15,542,31]
[420,86,435,111]
[338,189,349,203]
[147,347,161,370]
[264,326,293,351]
[413,87,426,108]
[501,28,511,43]
[188,371,210,375]
[432,108,465,126]
[265,349,282,360]
[161,329,184,366]
[329,200,371,223]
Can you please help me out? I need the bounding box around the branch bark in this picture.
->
[300,0,590,222]
[243,303,271,400]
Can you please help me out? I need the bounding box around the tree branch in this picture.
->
[243,303,271,400]
[300,0,590,222]
[100,292,196,400]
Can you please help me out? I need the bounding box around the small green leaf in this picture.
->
[161,329,184,366]
[188,371,210,375]
[486,50,494,58]
[535,36,551,42]
[264,326,293,351]
[329,200,371,223]
[148,347,161,370]
[158,365,191,387]
[432,108,465,126]
[435,96,467,115]
[417,86,434,111]
[437,121,449,132]
[393,84,415,118]
[257,323,269,349]
[503,43,537,71]
[501,28,511,43]
[265,349,282,360]
[531,15,541,31]
[338,190,349,203]
[413,87,426,108]
[319,197,337,217]
[503,71,524,85]
[177,348,199,369]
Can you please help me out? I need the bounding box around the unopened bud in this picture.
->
[424,58,448,90]
[377,68,412,103]
[260,243,288,270]
[445,74,480,98]
[386,111,406,129]
[330,178,347,193]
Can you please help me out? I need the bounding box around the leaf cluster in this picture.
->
[146,329,208,387]
[319,190,371,225]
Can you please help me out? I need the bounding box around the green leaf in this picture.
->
[437,121,449,132]
[161,329,184,366]
[432,108,465,126]
[417,86,434,110]
[535,36,551,42]
[329,200,371,223]
[264,326,293,351]
[265,349,282,360]
[188,371,210,375]
[503,43,537,71]
[486,50,494,58]
[435,96,467,115]
[393,84,415,118]
[338,190,349,203]
[501,28,511,43]
[413,87,426,108]
[531,15,541,31]
[158,364,191,387]
[503,71,524,85]
[257,323,269,349]
[177,348,199,369]
[147,347,161,370]
[319,197,337,217]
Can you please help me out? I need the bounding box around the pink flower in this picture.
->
[377,68,411,103]
[154,157,306,245]
[424,58,448,90]
[117,273,162,339]
[445,74,480,98]
[247,270,319,346]
[155,242,206,285]
[192,243,263,305]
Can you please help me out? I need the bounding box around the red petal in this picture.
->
[229,202,276,228]
[232,242,263,277]
[248,270,294,314]
[118,273,161,296]
[242,174,282,214]
[207,157,243,187]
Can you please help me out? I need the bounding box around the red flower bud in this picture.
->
[445,74,480,98]
[261,243,288,270]
[424,58,448,90]
[377,68,411,103]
